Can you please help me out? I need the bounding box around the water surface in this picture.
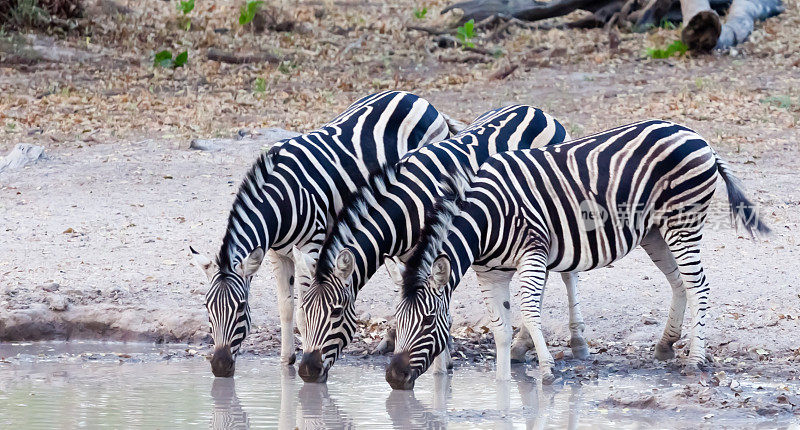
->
[0,342,797,428]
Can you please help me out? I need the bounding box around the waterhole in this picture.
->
[0,342,797,428]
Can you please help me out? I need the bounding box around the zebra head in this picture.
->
[191,246,265,377]
[385,254,451,390]
[293,247,358,383]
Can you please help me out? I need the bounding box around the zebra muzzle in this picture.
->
[211,346,236,378]
[385,351,415,390]
[298,350,328,383]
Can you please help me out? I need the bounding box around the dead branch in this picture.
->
[206,49,284,64]
[407,25,452,35]
[489,63,519,80]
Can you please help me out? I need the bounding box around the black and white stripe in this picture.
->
[391,120,769,386]
[292,105,572,382]
[191,91,454,374]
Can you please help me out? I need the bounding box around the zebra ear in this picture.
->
[430,254,451,292]
[292,246,315,281]
[239,247,265,278]
[190,246,218,281]
[383,254,405,285]
[334,249,355,281]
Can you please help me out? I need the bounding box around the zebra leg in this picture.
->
[562,273,589,360]
[431,343,450,374]
[640,230,686,361]
[476,270,515,380]
[517,253,555,377]
[663,229,710,370]
[268,249,297,366]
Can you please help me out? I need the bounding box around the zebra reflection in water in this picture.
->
[210,378,249,429]
[297,383,355,429]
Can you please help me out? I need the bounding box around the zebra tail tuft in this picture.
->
[715,154,771,237]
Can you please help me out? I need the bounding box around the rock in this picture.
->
[48,294,68,312]
[251,128,302,142]
[0,144,46,173]
[43,283,60,292]
[190,128,300,152]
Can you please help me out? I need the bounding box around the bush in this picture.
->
[0,0,82,28]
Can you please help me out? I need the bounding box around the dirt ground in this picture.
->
[1,0,799,417]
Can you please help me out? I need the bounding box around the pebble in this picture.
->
[48,294,68,312]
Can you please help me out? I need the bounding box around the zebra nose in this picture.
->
[298,350,328,383]
[211,346,236,377]
[386,351,415,390]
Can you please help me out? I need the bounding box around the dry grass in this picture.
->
[0,0,798,150]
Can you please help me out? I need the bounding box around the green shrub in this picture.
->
[646,39,688,59]
[456,19,475,49]
[239,0,263,26]
[154,50,188,68]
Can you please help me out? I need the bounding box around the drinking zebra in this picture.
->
[189,91,457,377]
[386,120,769,389]
[291,104,581,383]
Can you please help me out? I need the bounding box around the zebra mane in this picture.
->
[315,162,399,280]
[216,144,282,273]
[401,167,471,298]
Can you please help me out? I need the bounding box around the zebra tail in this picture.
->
[441,113,467,136]
[714,153,771,236]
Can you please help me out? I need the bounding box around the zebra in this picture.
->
[189,90,459,377]
[385,120,769,389]
[291,104,586,383]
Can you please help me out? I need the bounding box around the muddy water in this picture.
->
[0,342,797,429]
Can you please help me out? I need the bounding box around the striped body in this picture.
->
[389,120,768,387]
[293,105,570,382]
[192,91,453,376]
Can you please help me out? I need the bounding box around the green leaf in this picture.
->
[154,50,173,67]
[239,0,264,26]
[455,19,476,50]
[413,6,427,19]
[178,0,194,15]
[253,77,267,94]
[174,51,188,67]
[464,19,474,37]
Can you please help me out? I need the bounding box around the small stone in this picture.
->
[48,294,68,312]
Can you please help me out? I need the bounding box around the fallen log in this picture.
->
[680,0,722,51]
[716,0,783,49]
[441,0,604,24]
[437,0,781,50]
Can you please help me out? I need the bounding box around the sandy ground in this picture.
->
[1,0,799,416]
[2,63,798,356]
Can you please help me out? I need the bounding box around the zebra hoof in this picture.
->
[571,345,590,360]
[540,370,556,386]
[283,353,296,366]
[654,343,675,361]
[570,337,590,360]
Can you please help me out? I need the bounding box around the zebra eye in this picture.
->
[330,307,344,319]
[422,314,436,326]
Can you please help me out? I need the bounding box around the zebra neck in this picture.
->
[444,211,486,294]
[349,219,403,292]
[218,164,297,272]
